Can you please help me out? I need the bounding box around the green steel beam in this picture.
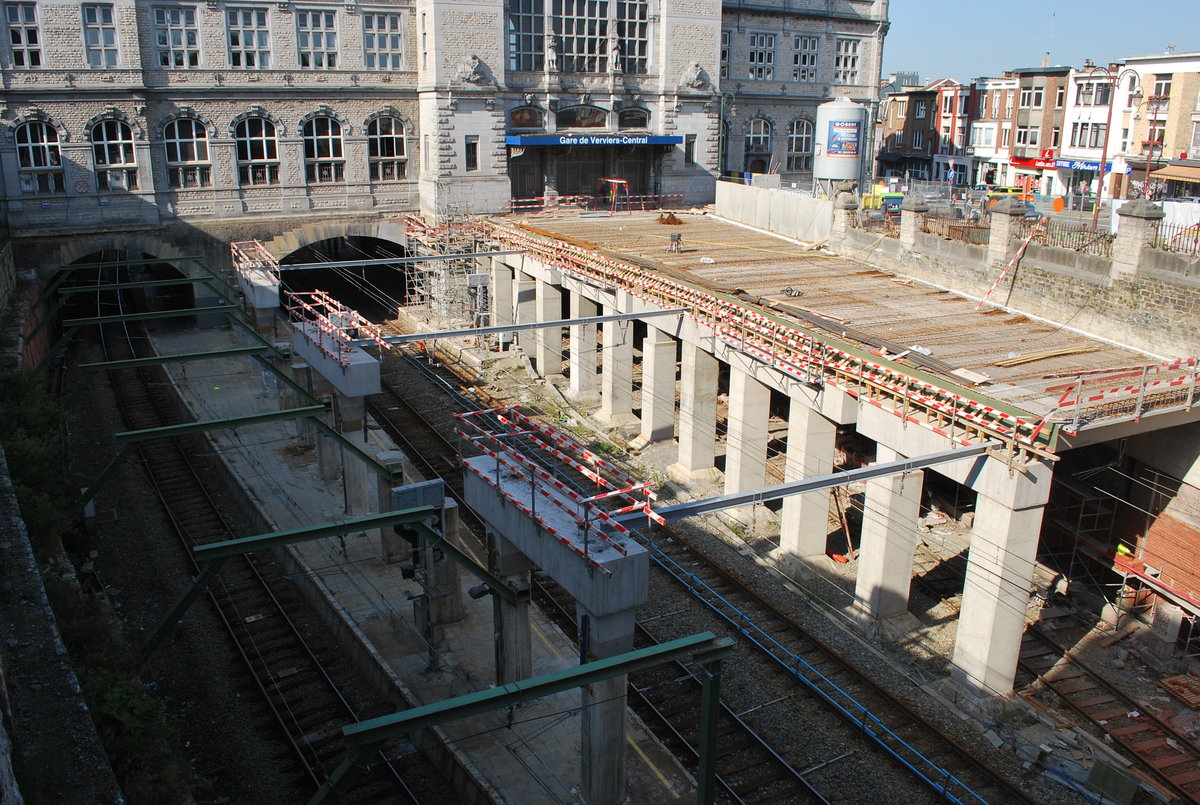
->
[308,633,735,805]
[696,654,723,805]
[80,443,137,505]
[55,255,206,271]
[410,522,517,605]
[254,354,321,404]
[80,346,272,371]
[192,507,440,562]
[306,417,395,480]
[25,297,67,344]
[141,555,230,662]
[57,276,223,295]
[63,304,238,326]
[114,405,327,443]
[33,325,78,372]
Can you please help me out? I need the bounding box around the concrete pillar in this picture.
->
[490,258,514,350]
[779,397,837,557]
[952,465,1052,695]
[830,191,859,250]
[568,292,600,400]
[723,365,771,502]
[636,329,676,446]
[986,196,1026,270]
[899,194,928,248]
[490,532,534,685]
[314,370,340,483]
[578,607,636,805]
[337,395,375,517]
[598,304,635,426]
[377,451,410,564]
[535,279,563,377]
[281,359,314,446]
[668,341,721,483]
[514,275,536,357]
[428,498,466,625]
[1110,198,1164,280]
[853,446,923,623]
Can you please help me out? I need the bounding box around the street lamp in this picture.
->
[1137,91,1168,201]
[716,91,737,179]
[1084,61,1139,232]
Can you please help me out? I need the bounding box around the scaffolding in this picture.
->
[401,212,489,330]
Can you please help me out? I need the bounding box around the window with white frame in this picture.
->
[914,99,927,119]
[747,33,774,80]
[941,95,953,114]
[15,120,64,193]
[367,116,407,181]
[1015,126,1039,146]
[234,117,279,185]
[1075,81,1111,106]
[227,8,269,68]
[1001,127,1010,147]
[1051,127,1060,148]
[507,0,542,71]
[82,4,118,67]
[792,35,817,82]
[297,11,336,68]
[745,117,771,152]
[163,118,211,188]
[363,13,402,70]
[1054,86,1064,107]
[833,37,858,84]
[1191,121,1200,152]
[5,3,41,68]
[786,119,812,170]
[912,129,924,150]
[1147,121,1166,146]
[893,99,907,119]
[91,120,138,190]
[892,131,903,147]
[1152,74,1172,99]
[1018,86,1043,108]
[719,30,729,78]
[302,117,344,182]
[153,7,199,68]
[970,125,994,147]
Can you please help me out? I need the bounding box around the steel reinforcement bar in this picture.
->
[482,221,1059,463]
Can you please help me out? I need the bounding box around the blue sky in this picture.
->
[885,0,1199,83]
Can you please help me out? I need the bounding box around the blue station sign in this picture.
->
[1054,158,1114,172]
[506,134,683,146]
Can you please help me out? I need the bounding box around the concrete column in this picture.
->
[281,359,314,446]
[535,279,563,377]
[490,532,534,685]
[723,365,771,501]
[568,292,600,401]
[337,395,375,517]
[853,446,923,623]
[514,275,536,357]
[668,341,721,483]
[899,194,929,248]
[986,196,1026,270]
[1110,198,1164,280]
[779,397,837,557]
[313,370,340,483]
[490,258,514,350]
[952,467,1052,695]
[377,451,410,564]
[428,498,465,625]
[598,304,635,426]
[578,607,636,805]
[829,191,859,250]
[636,329,676,446]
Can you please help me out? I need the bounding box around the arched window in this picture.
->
[786,119,813,171]
[302,116,344,183]
[14,121,64,194]
[163,118,211,188]
[509,107,544,130]
[745,118,771,153]
[92,120,138,190]
[234,117,279,185]
[617,109,648,129]
[555,106,606,128]
[367,116,407,181]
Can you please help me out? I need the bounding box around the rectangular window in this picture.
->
[1033,87,1043,107]
[912,130,924,150]
[614,0,648,75]
[684,133,695,165]
[1152,74,1172,112]
[5,3,40,68]
[82,4,118,68]
[423,134,430,172]
[747,33,774,80]
[507,0,542,72]
[719,30,729,79]
[792,35,817,82]
[363,13,402,70]
[894,99,906,119]
[914,99,927,119]
[154,7,199,68]
[1055,86,1064,108]
[942,95,953,115]
[297,11,336,68]
[1015,126,1039,146]
[1001,127,1010,147]
[227,8,269,68]
[892,131,904,147]
[1051,126,1060,148]
[833,37,858,84]
[1191,121,1200,153]
[1019,88,1032,107]
[464,135,478,171]
[553,0,609,73]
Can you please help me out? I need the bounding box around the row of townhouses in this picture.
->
[0,0,888,235]
[877,51,1200,203]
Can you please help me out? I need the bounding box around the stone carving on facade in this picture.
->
[607,34,622,74]
[455,55,498,88]
[677,62,713,93]
[545,38,559,73]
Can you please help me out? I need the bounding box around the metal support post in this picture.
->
[696,654,724,805]
[141,556,230,663]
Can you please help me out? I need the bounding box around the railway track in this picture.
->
[370,345,1041,805]
[90,308,426,802]
[1018,626,1200,802]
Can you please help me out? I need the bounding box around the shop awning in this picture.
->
[1151,164,1200,183]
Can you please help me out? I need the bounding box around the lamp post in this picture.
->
[1139,93,1167,201]
[1085,62,1139,232]
[716,91,737,179]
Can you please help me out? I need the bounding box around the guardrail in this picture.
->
[1017,217,1115,258]
[1152,221,1200,257]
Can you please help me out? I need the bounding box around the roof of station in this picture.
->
[498,210,1189,428]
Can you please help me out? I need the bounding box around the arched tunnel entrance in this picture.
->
[279,236,413,324]
[59,250,195,328]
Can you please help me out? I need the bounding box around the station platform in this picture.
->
[148,321,696,804]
